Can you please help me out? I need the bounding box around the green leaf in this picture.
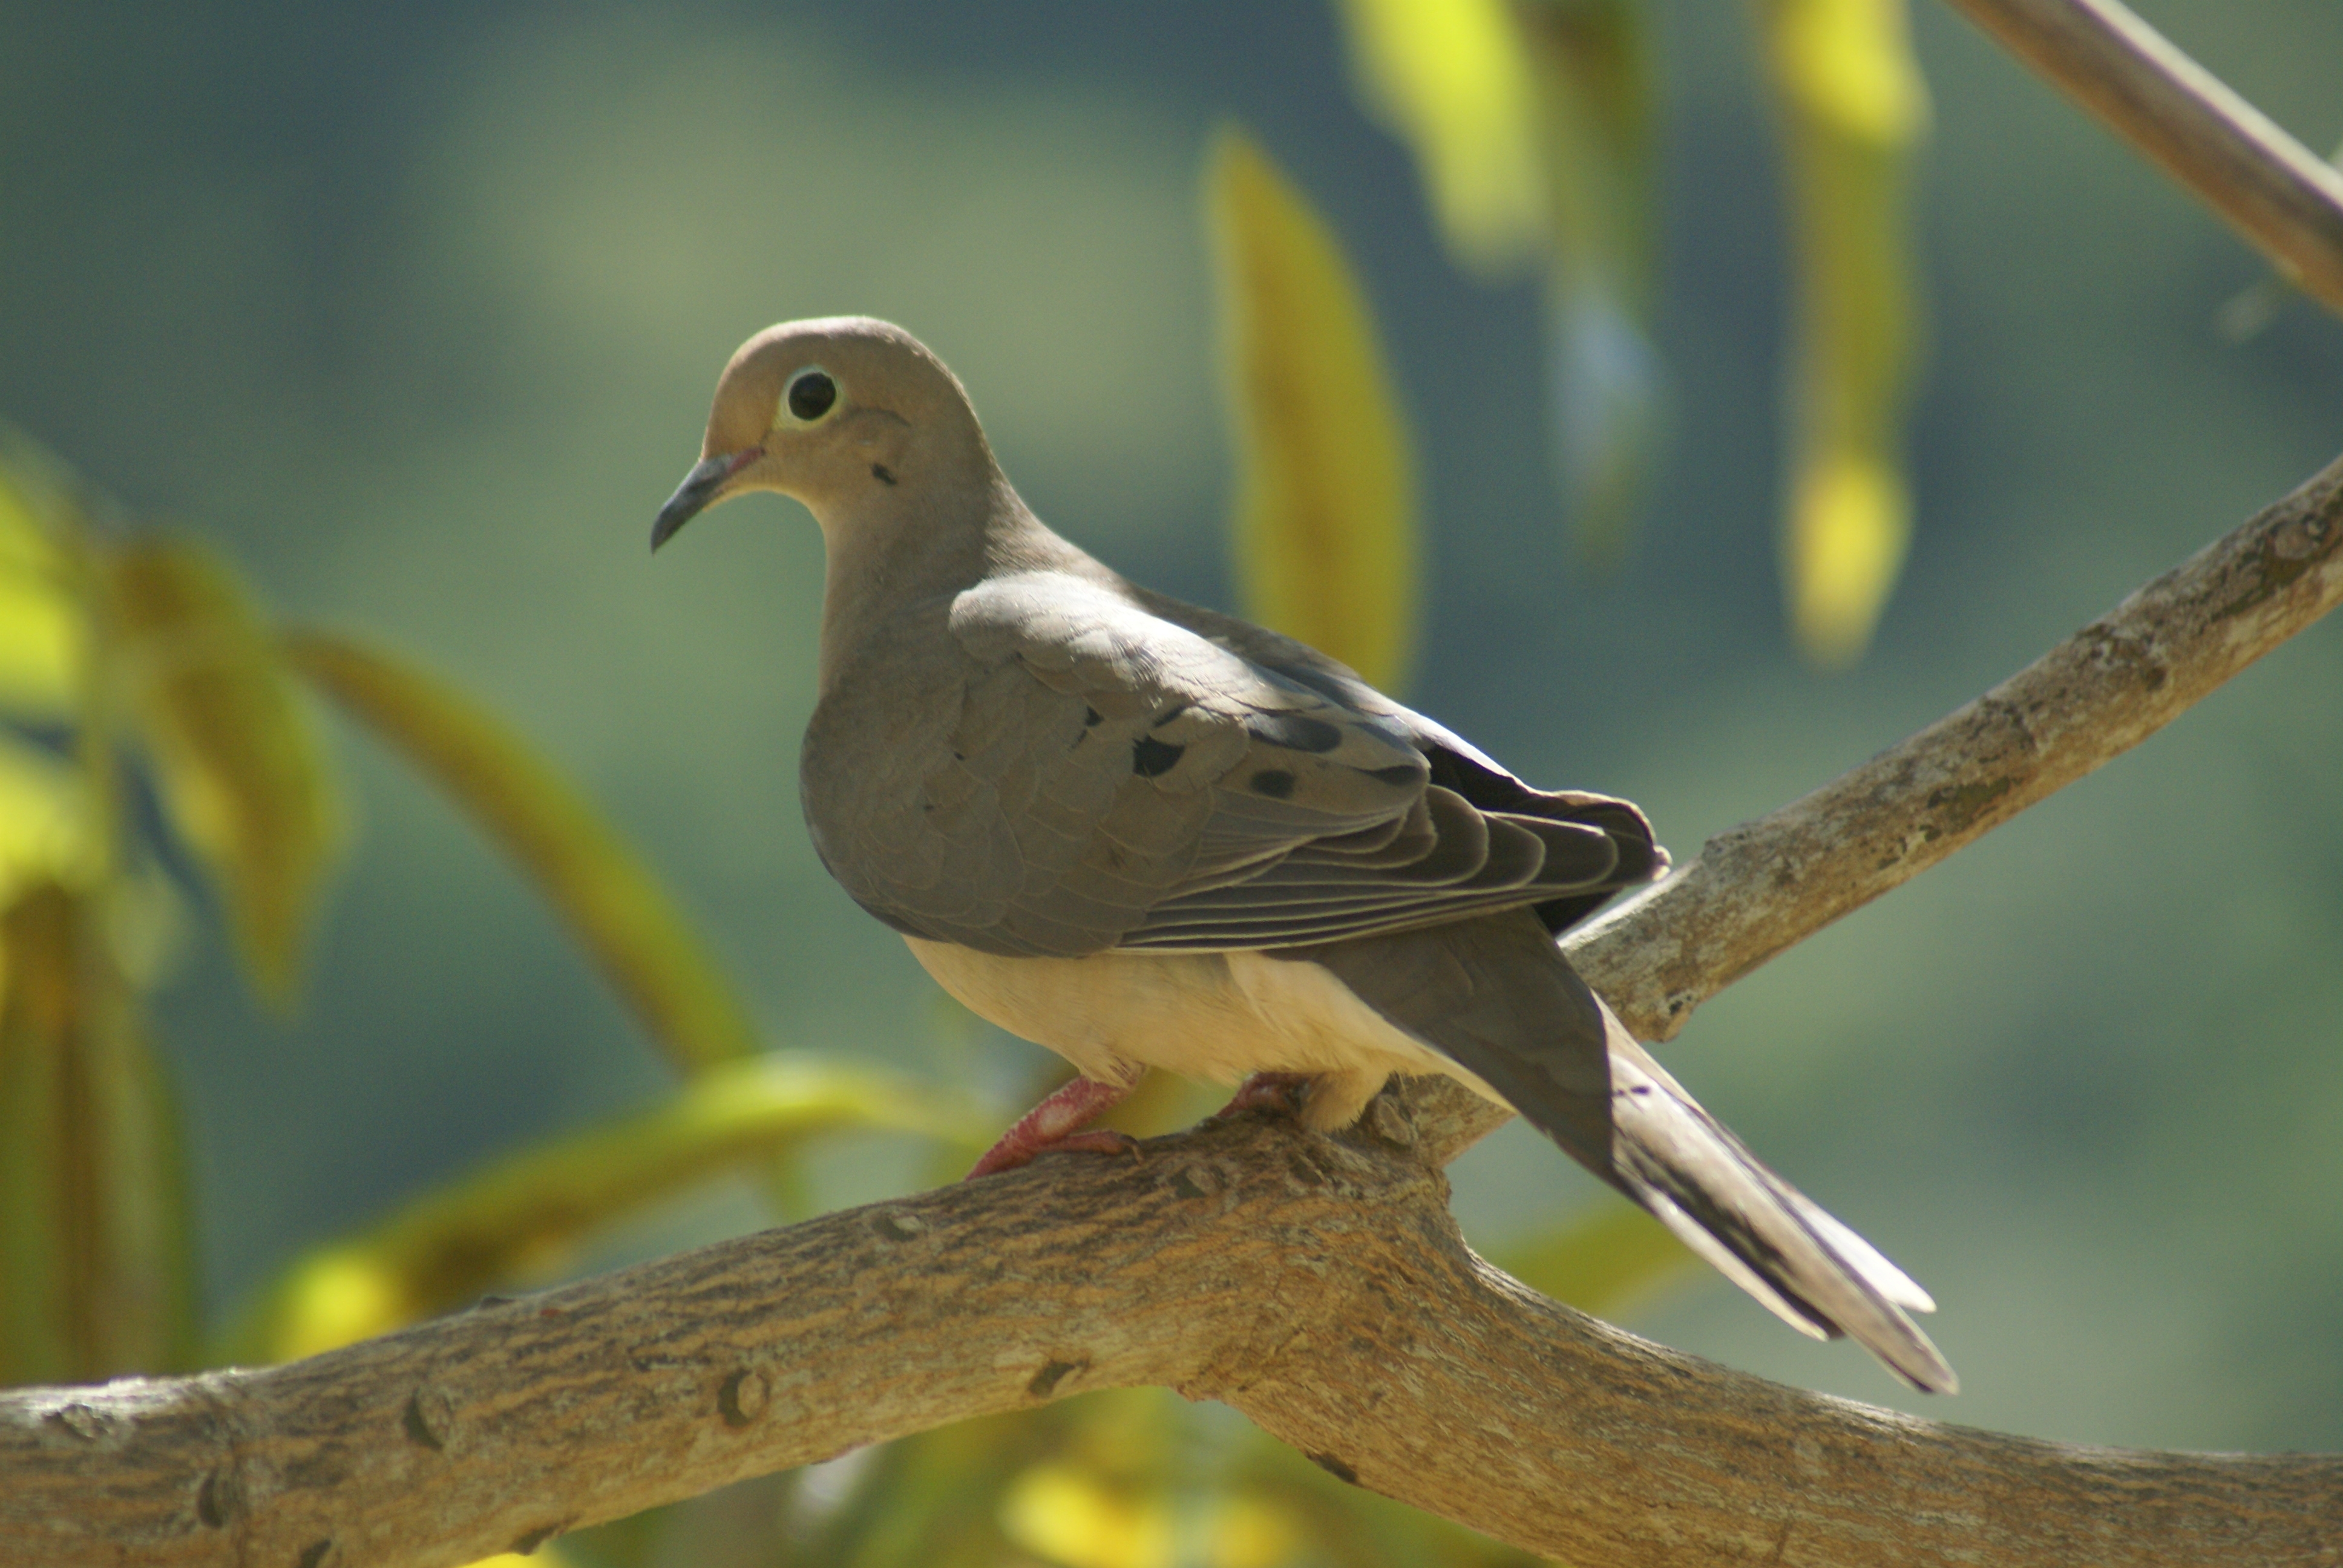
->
[1757,0,1931,666]
[1490,1198,1694,1319]
[284,630,762,1076]
[0,436,87,718]
[223,1053,990,1363]
[1208,125,1420,693]
[1333,0,1545,273]
[1334,1,1665,556]
[1512,0,1666,558]
[0,882,198,1383]
[0,734,99,909]
[105,536,342,1005]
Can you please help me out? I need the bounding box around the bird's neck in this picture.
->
[813,472,1088,697]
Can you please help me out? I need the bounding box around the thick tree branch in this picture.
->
[3,1109,2338,1568]
[4,457,2341,1565]
[1936,0,2343,318]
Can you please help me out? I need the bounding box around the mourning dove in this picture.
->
[652,316,1956,1393]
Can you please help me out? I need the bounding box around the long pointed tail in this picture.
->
[1594,998,1957,1393]
[1299,912,1956,1392]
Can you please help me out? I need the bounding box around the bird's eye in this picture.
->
[784,368,838,423]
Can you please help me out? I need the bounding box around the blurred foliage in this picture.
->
[0,0,2177,1558]
[1210,126,1419,691]
[1758,0,1930,665]
[283,630,764,1076]
[1336,0,1927,656]
[221,1054,993,1365]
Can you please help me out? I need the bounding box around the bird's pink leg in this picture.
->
[965,1074,1142,1179]
[1213,1071,1314,1119]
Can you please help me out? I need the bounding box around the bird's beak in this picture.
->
[651,448,759,552]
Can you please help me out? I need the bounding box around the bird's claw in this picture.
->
[1212,1071,1314,1120]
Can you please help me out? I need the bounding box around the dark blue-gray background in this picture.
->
[4,0,2338,1448]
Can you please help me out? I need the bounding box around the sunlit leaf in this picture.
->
[0,439,86,716]
[0,882,197,1383]
[1201,1492,1306,1568]
[1208,126,1420,691]
[224,1053,990,1362]
[1757,0,1930,665]
[1001,1462,1173,1568]
[1511,0,1666,558]
[1490,1197,1694,1318]
[283,630,764,1076]
[1332,0,1544,273]
[105,537,342,1003]
[0,734,97,907]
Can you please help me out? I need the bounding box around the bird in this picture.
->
[650,315,1956,1394]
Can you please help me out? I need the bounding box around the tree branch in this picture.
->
[1411,448,2343,1163]
[1936,0,2343,318]
[4,1108,2339,1568]
[4,456,2341,1566]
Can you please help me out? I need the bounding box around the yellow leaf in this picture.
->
[105,537,342,1004]
[1758,0,1930,665]
[1766,0,1929,147]
[224,1053,989,1361]
[1511,0,1667,558]
[1334,0,1543,273]
[1205,1494,1306,1568]
[0,734,98,907]
[0,883,197,1383]
[1491,1199,1694,1319]
[1208,126,1420,692]
[284,630,761,1075]
[1788,450,1911,667]
[1001,1463,1173,1568]
[0,443,86,716]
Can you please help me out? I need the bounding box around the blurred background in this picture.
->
[3,0,2341,1544]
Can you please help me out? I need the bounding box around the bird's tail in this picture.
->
[1593,1001,1957,1393]
[1299,912,1956,1392]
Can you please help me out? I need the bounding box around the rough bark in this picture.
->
[4,1109,2339,1568]
[4,456,2341,1566]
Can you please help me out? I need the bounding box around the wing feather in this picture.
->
[803,569,1662,955]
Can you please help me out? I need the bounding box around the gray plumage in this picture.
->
[655,315,1956,1394]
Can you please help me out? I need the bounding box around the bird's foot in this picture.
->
[966,1074,1141,1179]
[1213,1071,1314,1120]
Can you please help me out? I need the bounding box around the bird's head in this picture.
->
[651,316,989,550]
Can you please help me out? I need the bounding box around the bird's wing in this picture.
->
[818,570,1654,957]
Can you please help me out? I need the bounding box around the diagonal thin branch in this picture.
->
[1936,0,2343,318]
[1413,448,2343,1161]
[3,456,2340,1567]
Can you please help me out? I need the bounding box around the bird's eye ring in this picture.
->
[781,367,839,425]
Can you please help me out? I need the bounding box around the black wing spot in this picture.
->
[1083,705,1103,727]
[1132,736,1185,777]
[1247,712,1345,753]
[1368,763,1425,787]
[1151,704,1191,729]
[1248,768,1297,799]
[870,463,898,486]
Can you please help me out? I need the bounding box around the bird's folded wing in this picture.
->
[824,570,1651,956]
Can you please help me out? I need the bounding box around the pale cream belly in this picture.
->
[903,936,1507,1131]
